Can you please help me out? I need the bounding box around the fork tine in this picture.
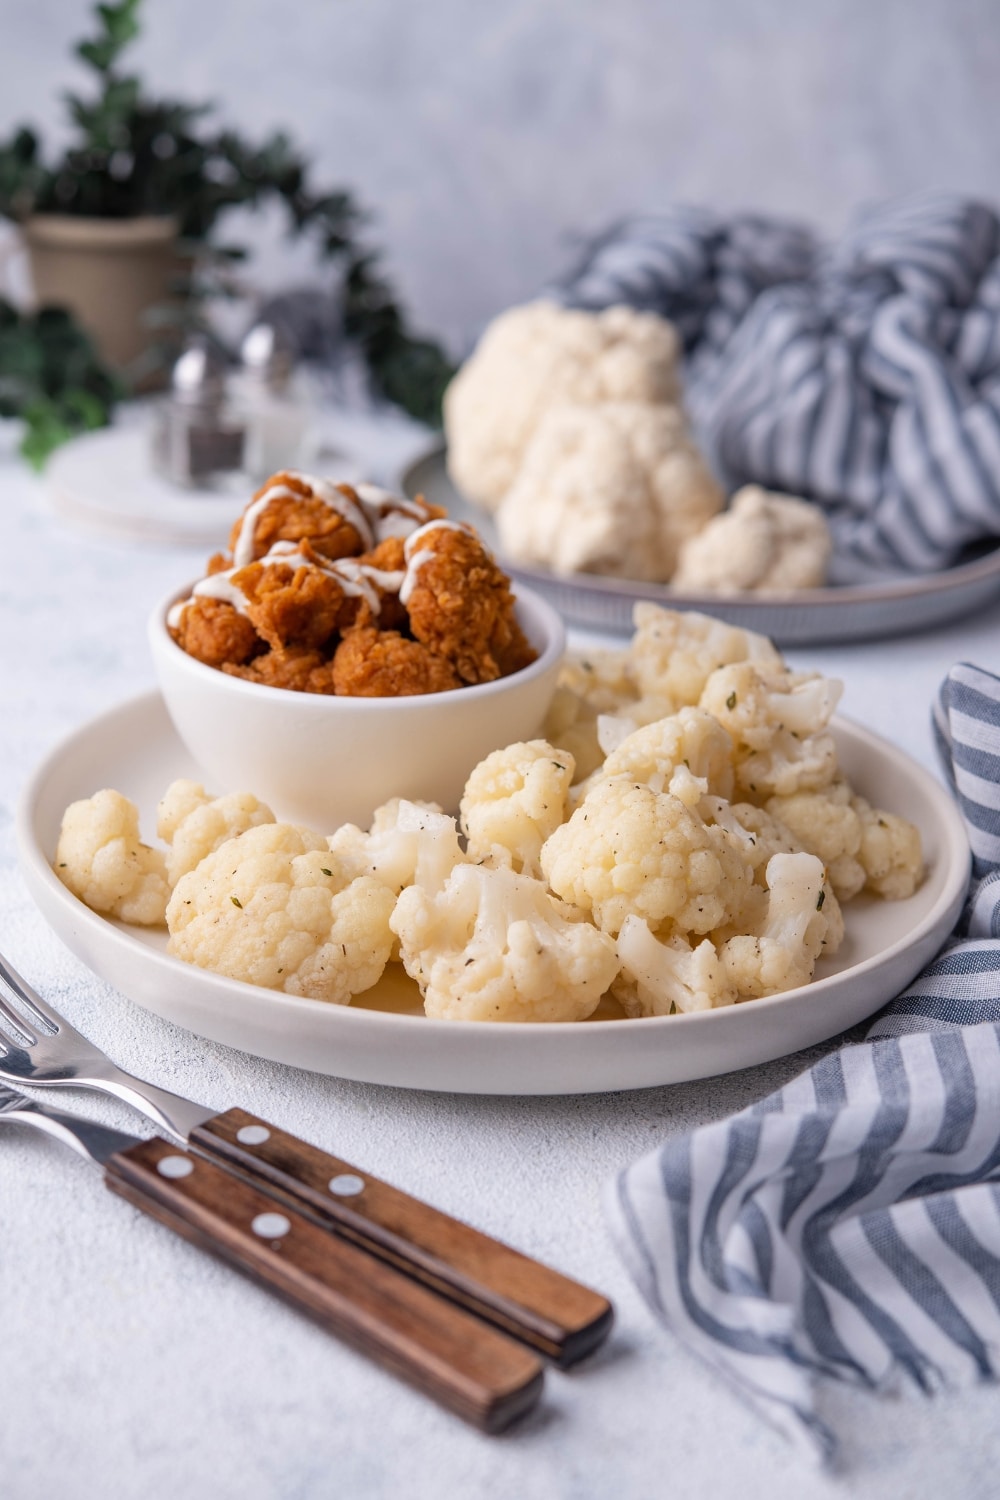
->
[0,952,75,1039]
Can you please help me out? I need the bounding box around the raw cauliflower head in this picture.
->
[444,300,682,510]
[459,740,576,876]
[54,788,170,926]
[166,822,396,1004]
[156,779,276,886]
[390,861,619,1022]
[627,604,784,714]
[496,400,722,582]
[672,484,832,593]
[539,775,756,938]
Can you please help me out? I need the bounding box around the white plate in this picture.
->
[16,692,970,1095]
[402,447,1000,646]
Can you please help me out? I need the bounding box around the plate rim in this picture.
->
[15,689,972,1091]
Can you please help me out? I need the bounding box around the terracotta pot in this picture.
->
[23,213,180,372]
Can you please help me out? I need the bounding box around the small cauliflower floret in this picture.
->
[156,779,276,886]
[672,485,832,594]
[615,917,737,1015]
[166,823,395,1004]
[542,651,674,782]
[54,789,169,925]
[459,740,576,876]
[765,782,865,901]
[700,662,842,799]
[326,799,463,896]
[700,799,803,880]
[720,852,842,999]
[539,776,755,938]
[628,604,784,714]
[852,796,923,899]
[496,400,723,583]
[444,300,682,511]
[156,779,212,841]
[601,707,735,802]
[390,862,619,1022]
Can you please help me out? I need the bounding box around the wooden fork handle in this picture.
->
[104,1136,543,1433]
[190,1108,613,1367]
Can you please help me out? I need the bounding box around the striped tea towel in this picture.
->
[605,662,1000,1462]
[550,194,1000,582]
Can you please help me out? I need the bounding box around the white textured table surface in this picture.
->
[3,443,1000,1500]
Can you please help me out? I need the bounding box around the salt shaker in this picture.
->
[232,321,313,481]
[151,338,246,489]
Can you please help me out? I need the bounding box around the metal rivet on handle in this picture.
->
[252,1212,291,1240]
[157,1155,194,1179]
[237,1125,271,1146]
[329,1173,365,1197]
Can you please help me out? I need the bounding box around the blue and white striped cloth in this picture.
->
[550,195,1000,581]
[605,662,1000,1462]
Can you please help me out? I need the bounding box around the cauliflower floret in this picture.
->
[672,485,832,593]
[540,776,756,938]
[444,300,682,511]
[852,796,923,899]
[615,918,737,1015]
[765,782,866,901]
[390,862,619,1022]
[628,604,784,713]
[700,662,842,799]
[326,799,463,895]
[459,740,576,875]
[166,822,395,1004]
[600,707,735,803]
[156,779,276,886]
[542,650,673,782]
[496,400,723,582]
[54,789,170,925]
[720,852,843,998]
[156,779,212,841]
[700,799,803,881]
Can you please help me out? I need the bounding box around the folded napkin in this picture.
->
[550,194,1000,581]
[605,663,1000,1463]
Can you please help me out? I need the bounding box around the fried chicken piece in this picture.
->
[331,625,461,697]
[170,597,262,669]
[489,611,538,677]
[363,489,448,540]
[232,543,360,654]
[404,527,536,684]
[223,647,339,695]
[356,536,409,632]
[228,472,370,564]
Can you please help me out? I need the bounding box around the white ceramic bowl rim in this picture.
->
[149,580,566,709]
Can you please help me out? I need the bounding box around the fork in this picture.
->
[0,950,613,1365]
[0,1080,543,1431]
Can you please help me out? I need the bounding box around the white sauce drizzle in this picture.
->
[171,485,471,631]
[231,473,376,567]
[398,519,470,606]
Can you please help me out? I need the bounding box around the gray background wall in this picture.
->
[2,0,999,355]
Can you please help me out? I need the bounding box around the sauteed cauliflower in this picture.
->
[54,605,924,1021]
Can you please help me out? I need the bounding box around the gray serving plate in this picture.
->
[402,446,1000,645]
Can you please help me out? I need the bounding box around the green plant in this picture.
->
[0,300,121,468]
[0,0,453,436]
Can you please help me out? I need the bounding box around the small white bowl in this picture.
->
[148,583,566,832]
